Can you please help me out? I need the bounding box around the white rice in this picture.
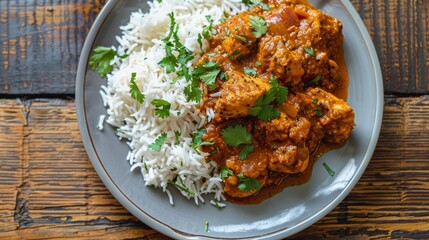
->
[100,0,248,205]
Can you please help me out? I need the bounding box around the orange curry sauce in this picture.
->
[199,0,354,204]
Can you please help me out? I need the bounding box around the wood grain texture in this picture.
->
[1,0,428,95]
[0,97,429,239]
[0,100,168,240]
[0,0,106,95]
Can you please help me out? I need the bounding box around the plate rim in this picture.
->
[75,0,384,239]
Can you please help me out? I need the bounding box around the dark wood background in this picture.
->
[0,0,428,239]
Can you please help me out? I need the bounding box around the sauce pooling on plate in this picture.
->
[197,0,355,203]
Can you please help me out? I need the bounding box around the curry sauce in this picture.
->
[198,0,354,203]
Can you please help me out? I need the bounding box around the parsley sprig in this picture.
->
[248,75,288,121]
[151,99,171,118]
[129,72,145,103]
[249,15,267,38]
[197,16,215,51]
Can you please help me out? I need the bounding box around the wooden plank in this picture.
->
[1,96,429,239]
[1,0,428,95]
[0,99,168,240]
[0,0,106,95]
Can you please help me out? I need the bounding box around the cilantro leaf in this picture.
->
[311,74,322,83]
[151,99,171,118]
[149,132,167,151]
[221,125,252,147]
[248,104,280,121]
[192,61,221,89]
[89,46,117,77]
[184,80,202,102]
[237,173,261,192]
[191,128,214,149]
[239,144,254,160]
[249,15,267,38]
[158,12,194,81]
[269,77,289,104]
[304,47,316,56]
[202,15,214,40]
[129,72,145,104]
[323,162,335,176]
[220,167,234,179]
[249,76,288,121]
[174,130,181,145]
[168,179,195,195]
[244,67,257,77]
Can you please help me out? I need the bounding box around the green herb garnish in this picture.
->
[249,15,267,38]
[323,162,335,176]
[89,46,117,77]
[237,173,261,192]
[151,99,171,118]
[148,132,167,151]
[129,72,145,103]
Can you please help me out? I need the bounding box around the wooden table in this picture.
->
[1,0,428,239]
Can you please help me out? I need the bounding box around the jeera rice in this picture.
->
[98,0,249,205]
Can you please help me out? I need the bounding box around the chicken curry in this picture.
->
[198,0,355,203]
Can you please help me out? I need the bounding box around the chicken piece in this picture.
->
[268,142,309,174]
[305,88,355,144]
[256,35,304,84]
[225,149,269,179]
[214,12,259,59]
[214,71,270,121]
[256,112,310,143]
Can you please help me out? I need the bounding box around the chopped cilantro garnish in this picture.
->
[184,79,202,102]
[221,125,252,147]
[314,108,323,117]
[312,98,319,104]
[323,162,335,176]
[248,104,280,121]
[311,75,322,83]
[192,61,221,90]
[304,47,316,56]
[129,72,145,104]
[255,61,261,67]
[249,15,267,38]
[244,67,257,77]
[148,132,167,152]
[229,50,241,60]
[158,13,194,81]
[269,76,289,104]
[89,46,117,77]
[202,16,214,40]
[239,144,254,160]
[220,167,234,179]
[204,221,209,232]
[168,179,195,195]
[225,27,231,36]
[248,77,287,121]
[174,130,181,145]
[191,128,214,149]
[237,173,261,192]
[234,34,247,43]
[151,99,171,118]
